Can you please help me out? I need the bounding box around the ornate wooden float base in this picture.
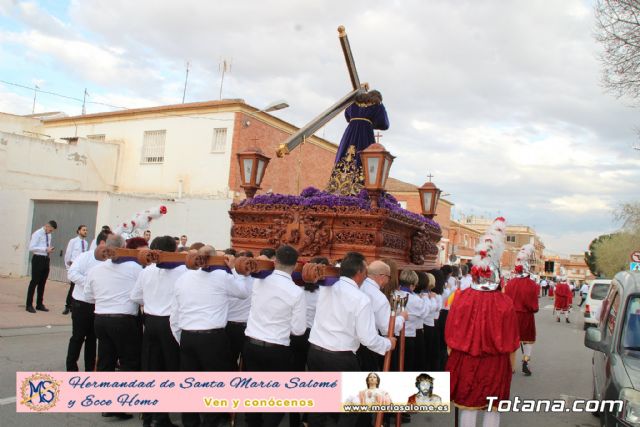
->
[229,203,442,271]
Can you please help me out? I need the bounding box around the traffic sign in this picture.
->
[631,262,640,272]
[631,251,640,263]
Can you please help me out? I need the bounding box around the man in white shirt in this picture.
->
[359,260,407,370]
[84,234,142,421]
[130,235,185,427]
[25,220,57,313]
[63,224,89,315]
[65,230,110,372]
[579,283,589,307]
[177,234,188,252]
[244,245,306,427]
[459,264,472,291]
[169,245,252,427]
[308,252,396,427]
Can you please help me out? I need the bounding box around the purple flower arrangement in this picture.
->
[239,186,441,232]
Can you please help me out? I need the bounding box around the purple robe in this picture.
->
[334,103,389,166]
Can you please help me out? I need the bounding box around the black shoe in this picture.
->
[36,305,49,312]
[566,318,570,323]
[522,361,532,376]
[107,413,132,420]
[62,307,70,315]
[26,306,36,313]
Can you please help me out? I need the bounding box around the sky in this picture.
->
[0,0,639,256]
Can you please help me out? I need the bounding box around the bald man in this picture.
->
[358,260,407,370]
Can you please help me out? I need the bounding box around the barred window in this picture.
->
[506,235,516,243]
[211,128,227,152]
[86,134,105,142]
[141,130,166,164]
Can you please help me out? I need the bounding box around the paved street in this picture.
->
[0,278,599,426]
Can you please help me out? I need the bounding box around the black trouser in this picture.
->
[94,314,142,372]
[307,345,360,427]
[65,299,96,371]
[143,314,180,427]
[225,321,247,369]
[414,328,426,371]
[26,255,49,307]
[65,282,75,309]
[289,329,311,427]
[180,329,233,427]
[542,286,548,296]
[436,310,449,370]
[423,325,437,370]
[579,294,587,307]
[356,344,381,371]
[243,339,293,427]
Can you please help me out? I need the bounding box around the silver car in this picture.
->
[585,271,640,426]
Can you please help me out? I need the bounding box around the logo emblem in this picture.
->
[20,373,60,411]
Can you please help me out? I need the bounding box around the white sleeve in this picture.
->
[290,291,307,336]
[373,297,391,336]
[356,302,392,356]
[64,239,74,266]
[169,290,181,344]
[225,270,253,298]
[67,256,87,287]
[28,230,46,253]
[130,271,145,305]
[83,269,96,303]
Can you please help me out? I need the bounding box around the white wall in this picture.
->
[0,113,44,136]
[44,112,236,197]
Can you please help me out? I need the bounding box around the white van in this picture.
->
[583,279,612,330]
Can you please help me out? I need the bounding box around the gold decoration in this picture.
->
[326,146,365,196]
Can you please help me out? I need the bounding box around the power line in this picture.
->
[0,78,235,123]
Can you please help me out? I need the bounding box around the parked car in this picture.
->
[585,271,640,426]
[584,279,613,330]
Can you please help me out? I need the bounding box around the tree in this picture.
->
[595,0,640,99]
[585,233,614,276]
[593,232,637,277]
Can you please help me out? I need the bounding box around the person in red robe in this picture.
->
[445,217,520,427]
[554,278,572,323]
[504,244,539,376]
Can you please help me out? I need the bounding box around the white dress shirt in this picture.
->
[64,236,88,267]
[130,264,187,316]
[460,274,472,291]
[227,295,252,323]
[84,260,143,315]
[170,269,252,343]
[28,227,51,256]
[309,277,391,356]
[433,294,443,320]
[304,289,319,329]
[394,289,427,338]
[421,293,441,327]
[67,250,103,303]
[245,270,306,346]
[360,278,404,336]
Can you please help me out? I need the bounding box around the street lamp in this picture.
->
[260,100,289,113]
[418,180,442,219]
[237,148,271,199]
[360,143,395,208]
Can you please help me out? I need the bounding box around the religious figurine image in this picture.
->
[344,372,392,405]
[407,373,442,405]
[326,89,389,196]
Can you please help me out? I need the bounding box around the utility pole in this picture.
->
[182,61,190,103]
[82,88,89,115]
[32,84,39,114]
[219,58,231,100]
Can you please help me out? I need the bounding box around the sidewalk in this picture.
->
[0,276,73,329]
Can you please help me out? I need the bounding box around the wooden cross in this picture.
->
[374,131,383,144]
